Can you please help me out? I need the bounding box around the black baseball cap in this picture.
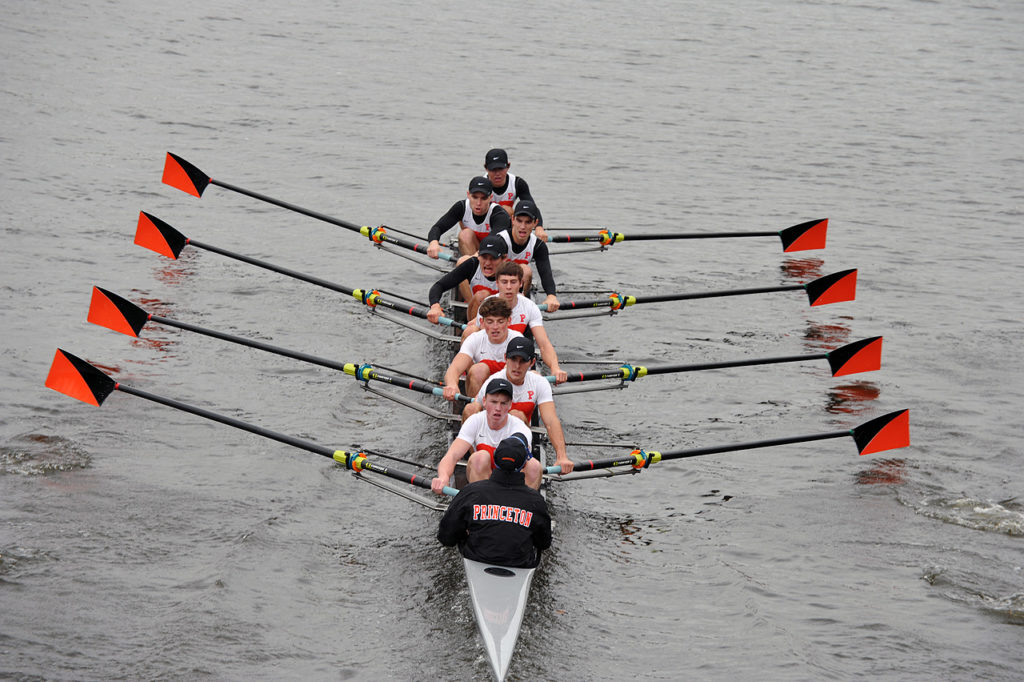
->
[468,176,493,195]
[484,377,515,398]
[477,234,508,257]
[513,200,540,221]
[505,336,536,360]
[493,433,530,472]
[485,149,509,170]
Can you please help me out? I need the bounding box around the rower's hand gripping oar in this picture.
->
[161,152,457,262]
[544,409,910,476]
[134,211,465,331]
[86,287,474,403]
[44,349,460,497]
[549,218,829,252]
[541,269,858,313]
[547,336,884,384]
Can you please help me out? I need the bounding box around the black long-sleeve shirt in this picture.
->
[426,201,512,243]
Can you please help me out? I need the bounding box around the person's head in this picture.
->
[512,200,541,242]
[478,297,511,342]
[495,261,524,299]
[504,336,536,383]
[493,432,530,472]
[477,234,508,276]
[482,377,514,424]
[484,148,510,187]
[467,176,493,215]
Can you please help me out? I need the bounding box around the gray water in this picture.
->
[2,1,1022,680]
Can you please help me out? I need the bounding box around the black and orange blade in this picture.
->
[162,152,210,198]
[826,336,882,376]
[852,410,910,455]
[135,211,187,259]
[806,268,857,306]
[87,287,149,337]
[780,218,828,252]
[44,349,117,407]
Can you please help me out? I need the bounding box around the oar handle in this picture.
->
[354,289,466,330]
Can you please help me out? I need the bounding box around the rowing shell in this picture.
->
[463,558,537,681]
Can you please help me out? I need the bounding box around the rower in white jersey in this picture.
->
[433,377,543,491]
[498,199,560,312]
[462,336,574,475]
[484,148,548,242]
[425,176,512,258]
[442,297,523,402]
[462,261,568,385]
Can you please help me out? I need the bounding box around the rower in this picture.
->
[426,176,512,259]
[497,200,560,313]
[442,297,522,401]
[433,378,544,491]
[463,336,574,475]
[436,432,552,568]
[462,260,567,384]
[427,233,508,324]
[484,148,548,242]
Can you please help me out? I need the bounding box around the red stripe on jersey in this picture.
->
[471,284,499,295]
[481,359,506,373]
[511,400,536,422]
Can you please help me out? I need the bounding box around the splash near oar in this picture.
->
[545,410,910,476]
[86,287,474,403]
[44,349,459,497]
[546,337,884,384]
[549,218,829,252]
[542,269,857,314]
[133,212,465,332]
[160,152,455,262]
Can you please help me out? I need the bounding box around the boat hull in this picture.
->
[463,558,536,681]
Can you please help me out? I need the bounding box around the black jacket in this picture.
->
[437,469,552,568]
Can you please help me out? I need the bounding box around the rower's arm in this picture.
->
[435,438,472,488]
[532,241,557,296]
[537,401,572,474]
[426,202,464,243]
[530,325,567,384]
[428,258,476,306]
[443,353,473,400]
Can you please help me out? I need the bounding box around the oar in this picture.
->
[161,152,456,262]
[544,409,910,475]
[547,337,883,383]
[86,287,474,403]
[44,349,459,497]
[135,211,465,331]
[541,269,857,312]
[549,218,828,252]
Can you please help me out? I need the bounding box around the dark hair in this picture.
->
[496,261,524,282]
[478,297,512,320]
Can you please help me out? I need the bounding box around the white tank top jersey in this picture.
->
[473,367,553,422]
[458,328,524,373]
[455,411,532,455]
[460,200,504,240]
[499,230,537,265]
[475,293,543,333]
[491,172,518,210]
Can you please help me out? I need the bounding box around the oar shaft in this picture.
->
[211,178,363,233]
[633,284,804,305]
[344,364,473,403]
[551,230,778,244]
[658,430,847,460]
[188,238,355,296]
[552,352,828,383]
[115,382,456,495]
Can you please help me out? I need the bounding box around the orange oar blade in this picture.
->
[806,268,857,306]
[135,211,187,259]
[45,349,117,407]
[827,336,882,376]
[853,410,910,455]
[780,218,828,252]
[87,287,149,337]
[162,152,210,197]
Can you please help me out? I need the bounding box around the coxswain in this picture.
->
[462,336,574,475]
[442,297,522,401]
[432,378,544,491]
[436,432,552,568]
[462,260,567,384]
[426,176,512,259]
[483,148,548,242]
[427,233,508,324]
[496,200,560,312]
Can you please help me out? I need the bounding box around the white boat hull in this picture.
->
[462,558,536,681]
